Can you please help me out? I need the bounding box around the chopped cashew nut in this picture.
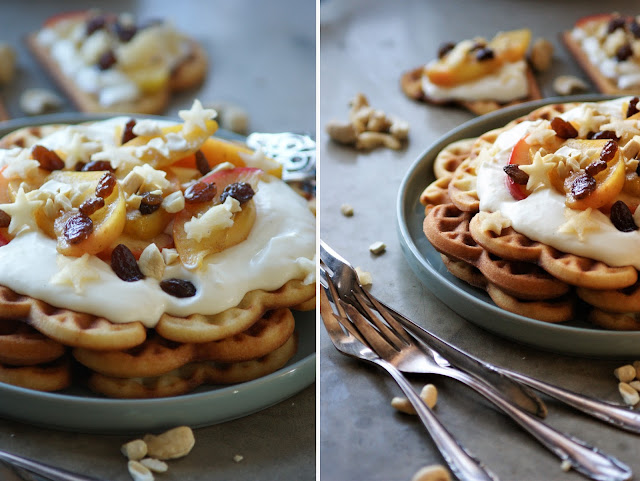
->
[127,460,154,481]
[326,93,409,150]
[391,396,416,415]
[614,365,636,383]
[411,464,452,481]
[233,454,244,463]
[143,426,195,460]
[420,384,438,409]
[530,38,554,72]
[19,88,63,115]
[340,203,354,217]
[619,382,640,406]
[369,241,386,255]
[121,439,148,461]
[633,360,640,378]
[354,266,373,286]
[140,458,168,473]
[629,380,640,392]
[553,75,588,96]
[561,460,573,472]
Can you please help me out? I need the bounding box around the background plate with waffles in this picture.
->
[396,94,640,358]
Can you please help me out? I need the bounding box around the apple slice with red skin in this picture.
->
[42,10,90,28]
[0,229,8,247]
[574,13,616,29]
[505,136,532,200]
[173,167,263,269]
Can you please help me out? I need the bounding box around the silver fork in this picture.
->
[320,239,640,434]
[330,282,632,481]
[320,286,498,481]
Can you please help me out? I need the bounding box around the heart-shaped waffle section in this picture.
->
[469,214,638,290]
[424,203,569,300]
[0,357,71,392]
[440,254,574,322]
[74,308,295,378]
[0,318,65,366]
[87,333,298,399]
[433,138,477,180]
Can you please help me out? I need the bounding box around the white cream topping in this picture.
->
[476,97,640,269]
[422,60,529,102]
[571,25,640,89]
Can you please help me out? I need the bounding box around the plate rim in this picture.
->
[396,94,640,357]
[0,113,316,432]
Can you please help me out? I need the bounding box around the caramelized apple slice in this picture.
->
[49,172,126,256]
[426,29,531,87]
[99,233,174,261]
[124,207,173,240]
[173,167,262,269]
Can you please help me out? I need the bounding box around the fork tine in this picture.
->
[350,290,410,348]
[320,269,368,345]
[353,289,413,344]
[340,301,400,360]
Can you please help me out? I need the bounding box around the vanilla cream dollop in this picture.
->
[422,60,529,103]
[476,98,640,269]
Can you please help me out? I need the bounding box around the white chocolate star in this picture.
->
[50,254,100,294]
[91,145,142,175]
[519,151,556,192]
[179,99,216,135]
[558,208,600,241]
[0,186,44,235]
[62,132,99,169]
[2,148,39,180]
[238,147,280,173]
[599,119,640,143]
[477,211,512,235]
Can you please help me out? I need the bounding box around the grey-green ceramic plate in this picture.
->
[397,95,640,359]
[0,114,315,433]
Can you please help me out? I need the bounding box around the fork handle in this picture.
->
[448,369,632,481]
[501,370,640,434]
[374,358,498,481]
[0,450,102,481]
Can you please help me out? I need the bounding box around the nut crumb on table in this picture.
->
[410,464,452,481]
[369,241,386,255]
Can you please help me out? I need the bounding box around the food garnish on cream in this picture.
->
[0,100,316,327]
[476,97,640,269]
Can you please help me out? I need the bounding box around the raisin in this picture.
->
[63,213,93,244]
[636,162,640,176]
[631,21,640,39]
[139,192,163,215]
[114,22,137,42]
[607,16,626,34]
[121,119,137,144]
[220,182,256,204]
[585,160,607,176]
[627,97,640,118]
[469,41,486,52]
[31,145,64,171]
[74,161,87,171]
[591,130,620,141]
[437,42,455,59]
[79,197,105,216]
[96,172,116,198]
[111,244,145,282]
[98,50,117,70]
[503,164,529,185]
[475,47,495,61]
[550,117,578,139]
[571,173,596,199]
[184,182,216,203]
[0,210,10,228]
[86,15,107,36]
[610,201,638,232]
[160,278,197,298]
[616,43,633,61]
[82,160,114,172]
[195,150,210,176]
[600,140,618,162]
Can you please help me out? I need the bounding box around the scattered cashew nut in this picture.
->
[143,426,195,460]
[411,464,452,481]
[0,44,16,85]
[530,38,554,72]
[326,93,409,150]
[128,460,154,481]
[614,364,636,383]
[19,88,63,115]
[121,439,148,461]
[619,382,640,406]
[553,75,588,96]
[391,384,438,414]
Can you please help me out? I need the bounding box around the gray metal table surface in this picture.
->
[0,1,316,480]
[319,1,640,480]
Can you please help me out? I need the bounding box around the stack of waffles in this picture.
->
[0,101,315,398]
[420,98,640,330]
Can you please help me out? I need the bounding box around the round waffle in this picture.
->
[0,357,71,392]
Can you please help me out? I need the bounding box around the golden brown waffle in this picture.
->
[469,214,637,290]
[588,309,640,331]
[0,125,66,149]
[423,203,569,300]
[440,254,574,322]
[400,66,542,115]
[87,333,298,399]
[577,283,640,313]
[0,318,65,366]
[0,357,72,392]
[434,138,477,180]
[73,308,296,378]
